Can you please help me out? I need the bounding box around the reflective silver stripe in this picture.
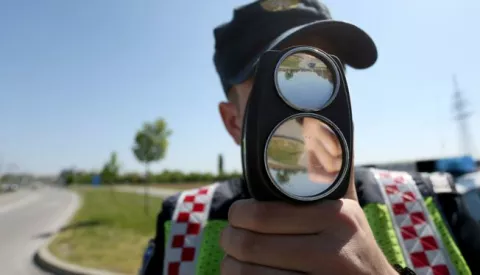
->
[163,183,219,275]
[372,169,456,275]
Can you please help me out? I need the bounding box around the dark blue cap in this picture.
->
[213,0,378,96]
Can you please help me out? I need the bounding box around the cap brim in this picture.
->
[230,20,378,85]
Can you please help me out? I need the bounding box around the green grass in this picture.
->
[49,188,163,275]
[152,182,209,190]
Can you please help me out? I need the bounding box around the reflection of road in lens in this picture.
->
[269,168,331,197]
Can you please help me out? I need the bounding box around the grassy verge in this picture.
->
[73,182,211,191]
[151,182,208,190]
[49,187,162,275]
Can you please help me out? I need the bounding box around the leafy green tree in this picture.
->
[285,70,294,80]
[218,154,224,176]
[132,118,172,214]
[133,118,172,171]
[101,151,120,184]
[275,169,301,184]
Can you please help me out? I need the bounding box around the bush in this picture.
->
[70,170,242,185]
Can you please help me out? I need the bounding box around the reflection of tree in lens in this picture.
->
[285,70,294,80]
[314,68,333,84]
[276,169,290,183]
[274,169,301,184]
[279,53,334,84]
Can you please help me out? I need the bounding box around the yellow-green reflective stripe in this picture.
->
[425,198,471,275]
[364,201,471,275]
[196,221,228,275]
[364,203,407,266]
[165,220,227,275]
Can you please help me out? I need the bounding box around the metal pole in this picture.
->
[144,163,149,215]
[452,75,474,157]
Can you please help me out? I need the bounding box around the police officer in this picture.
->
[141,1,472,274]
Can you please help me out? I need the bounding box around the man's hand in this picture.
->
[220,197,398,275]
[301,117,342,184]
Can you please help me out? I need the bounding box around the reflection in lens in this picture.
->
[276,52,334,110]
[266,116,343,198]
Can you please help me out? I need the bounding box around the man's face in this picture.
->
[218,39,338,146]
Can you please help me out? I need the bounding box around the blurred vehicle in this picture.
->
[450,171,480,274]
[9,183,19,191]
[1,183,19,192]
[455,171,480,223]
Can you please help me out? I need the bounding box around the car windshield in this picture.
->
[463,188,480,222]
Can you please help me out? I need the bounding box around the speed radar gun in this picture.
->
[242,46,353,203]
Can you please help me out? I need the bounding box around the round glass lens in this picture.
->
[276,52,334,110]
[265,116,343,198]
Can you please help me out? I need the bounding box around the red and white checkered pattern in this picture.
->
[373,170,455,275]
[163,183,219,275]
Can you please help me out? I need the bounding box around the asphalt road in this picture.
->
[0,186,79,275]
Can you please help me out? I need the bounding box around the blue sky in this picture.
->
[1,0,479,175]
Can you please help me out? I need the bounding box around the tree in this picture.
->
[218,154,224,176]
[285,70,294,80]
[133,118,172,169]
[132,118,172,214]
[101,151,120,184]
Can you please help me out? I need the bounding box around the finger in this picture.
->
[221,255,305,275]
[302,119,338,173]
[312,146,342,174]
[314,134,342,173]
[228,199,343,234]
[308,137,341,173]
[317,123,342,157]
[220,227,314,273]
[307,150,337,183]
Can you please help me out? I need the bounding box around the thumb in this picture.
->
[344,150,358,201]
[344,166,357,201]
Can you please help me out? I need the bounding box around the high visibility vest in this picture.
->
[161,169,471,275]
[163,183,221,275]
[368,169,460,274]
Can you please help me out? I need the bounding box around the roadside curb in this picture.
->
[34,244,126,275]
[33,186,176,275]
[33,189,126,275]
